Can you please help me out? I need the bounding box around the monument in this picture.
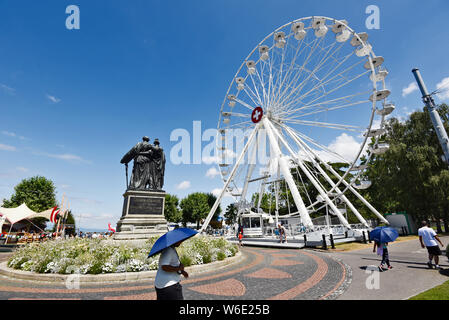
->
[113,137,168,240]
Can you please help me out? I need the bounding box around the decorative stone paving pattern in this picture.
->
[270,253,297,258]
[271,259,304,266]
[245,268,292,279]
[104,292,157,300]
[188,279,246,297]
[0,248,350,300]
[267,250,329,300]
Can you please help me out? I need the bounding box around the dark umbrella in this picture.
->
[148,228,198,258]
[369,226,399,243]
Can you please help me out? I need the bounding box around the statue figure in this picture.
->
[149,139,166,190]
[137,138,166,190]
[120,136,166,190]
[120,136,152,190]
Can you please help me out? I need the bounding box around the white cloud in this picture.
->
[211,188,233,199]
[202,155,220,165]
[402,82,419,97]
[0,84,16,95]
[0,143,16,151]
[15,167,28,173]
[310,133,368,163]
[52,154,83,161]
[2,131,16,137]
[46,94,61,103]
[176,180,191,190]
[56,154,85,162]
[2,131,27,140]
[205,167,220,179]
[436,77,449,100]
[36,152,90,164]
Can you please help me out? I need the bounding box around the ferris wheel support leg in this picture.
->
[240,134,258,201]
[263,117,314,229]
[267,120,351,230]
[200,124,260,233]
[282,125,388,225]
[283,126,369,228]
[320,164,389,225]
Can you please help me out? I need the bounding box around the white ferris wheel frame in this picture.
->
[200,16,392,233]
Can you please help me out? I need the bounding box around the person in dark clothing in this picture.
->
[373,241,392,271]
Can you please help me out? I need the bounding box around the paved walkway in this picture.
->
[329,236,449,300]
[0,247,349,300]
[0,237,446,300]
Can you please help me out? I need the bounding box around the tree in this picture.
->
[206,193,222,230]
[224,203,238,225]
[179,192,221,229]
[164,194,182,223]
[363,104,449,231]
[2,176,58,231]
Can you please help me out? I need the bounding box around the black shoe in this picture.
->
[378,266,384,272]
[427,262,433,269]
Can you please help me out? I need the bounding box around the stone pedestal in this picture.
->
[113,190,168,240]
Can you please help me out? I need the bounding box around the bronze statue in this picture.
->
[149,139,166,190]
[120,137,165,190]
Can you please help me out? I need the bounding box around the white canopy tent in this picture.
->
[0,203,54,225]
[0,204,61,242]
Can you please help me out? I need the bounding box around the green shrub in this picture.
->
[217,251,226,261]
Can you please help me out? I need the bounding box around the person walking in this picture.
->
[154,240,188,300]
[238,230,244,247]
[373,241,392,271]
[278,223,288,244]
[418,221,445,269]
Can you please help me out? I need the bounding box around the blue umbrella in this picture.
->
[148,228,198,258]
[369,226,399,243]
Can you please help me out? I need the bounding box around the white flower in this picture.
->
[79,264,91,274]
[102,262,114,273]
[115,264,127,273]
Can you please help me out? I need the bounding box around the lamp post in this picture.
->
[412,68,449,166]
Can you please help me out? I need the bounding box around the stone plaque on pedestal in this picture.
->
[113,190,168,240]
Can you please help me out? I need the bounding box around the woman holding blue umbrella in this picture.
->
[149,228,198,300]
[370,227,399,272]
[373,241,392,271]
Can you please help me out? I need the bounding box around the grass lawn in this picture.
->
[409,280,449,300]
[331,235,419,252]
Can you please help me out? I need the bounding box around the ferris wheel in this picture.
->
[201,16,394,232]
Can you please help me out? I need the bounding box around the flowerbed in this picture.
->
[7,236,238,275]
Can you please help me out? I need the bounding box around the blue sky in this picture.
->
[1,0,449,230]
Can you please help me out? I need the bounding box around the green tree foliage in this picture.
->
[224,203,238,225]
[363,104,449,232]
[2,176,58,230]
[164,194,182,223]
[179,192,221,229]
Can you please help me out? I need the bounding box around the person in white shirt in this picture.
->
[154,240,188,300]
[278,224,288,244]
[418,221,444,269]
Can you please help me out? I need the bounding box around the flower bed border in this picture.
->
[0,251,244,284]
